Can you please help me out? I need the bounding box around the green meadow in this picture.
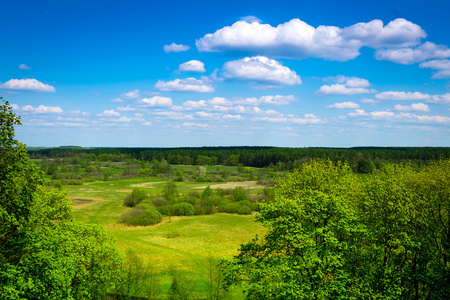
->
[68,176,268,297]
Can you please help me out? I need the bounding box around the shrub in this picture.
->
[157,205,170,216]
[194,204,204,215]
[237,205,252,215]
[174,202,194,216]
[151,197,168,207]
[124,187,147,207]
[126,209,162,226]
[224,203,240,214]
[231,187,248,202]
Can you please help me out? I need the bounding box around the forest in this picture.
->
[1,98,449,299]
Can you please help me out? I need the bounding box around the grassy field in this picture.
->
[68,176,267,297]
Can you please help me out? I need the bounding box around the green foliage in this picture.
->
[120,199,162,226]
[222,158,450,299]
[174,202,195,216]
[0,98,124,299]
[123,187,147,207]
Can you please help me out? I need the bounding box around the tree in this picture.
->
[222,160,364,299]
[0,98,124,299]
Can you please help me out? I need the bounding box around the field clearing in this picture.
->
[67,175,267,297]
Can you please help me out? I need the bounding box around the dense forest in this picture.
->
[28,146,450,172]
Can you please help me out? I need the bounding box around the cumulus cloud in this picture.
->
[163,42,190,53]
[394,103,430,112]
[97,109,121,117]
[196,18,426,61]
[111,98,125,103]
[222,56,302,86]
[375,42,450,64]
[0,78,55,92]
[154,77,214,92]
[18,64,31,70]
[21,105,63,114]
[419,59,450,78]
[375,91,430,101]
[121,89,141,99]
[326,102,360,109]
[178,60,206,72]
[138,96,173,107]
[318,76,376,95]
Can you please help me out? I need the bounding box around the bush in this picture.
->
[157,205,170,216]
[126,209,162,226]
[224,203,240,214]
[237,205,252,215]
[124,187,147,207]
[231,187,248,202]
[174,202,194,216]
[194,204,204,215]
[151,197,168,207]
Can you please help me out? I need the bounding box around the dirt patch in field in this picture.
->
[116,189,133,193]
[194,181,264,190]
[79,188,94,191]
[131,182,165,188]
[70,197,103,208]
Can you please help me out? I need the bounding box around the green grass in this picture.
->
[68,176,267,298]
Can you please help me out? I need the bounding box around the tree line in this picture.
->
[28,145,450,172]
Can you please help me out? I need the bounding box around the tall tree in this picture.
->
[0,98,123,299]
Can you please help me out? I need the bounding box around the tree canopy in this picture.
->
[222,159,450,299]
[0,98,123,299]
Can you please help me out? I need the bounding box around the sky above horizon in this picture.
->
[2,0,450,147]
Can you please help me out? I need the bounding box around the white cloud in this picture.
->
[117,105,138,112]
[139,96,173,107]
[360,98,380,105]
[222,56,302,86]
[97,109,121,117]
[327,102,360,109]
[0,78,55,92]
[428,93,450,104]
[208,97,233,106]
[21,105,63,114]
[121,89,141,99]
[195,111,217,118]
[196,18,426,61]
[234,95,298,106]
[223,114,245,120]
[154,77,214,92]
[318,76,376,95]
[112,116,132,123]
[240,16,262,23]
[419,59,450,78]
[182,122,208,128]
[348,109,450,124]
[163,42,190,53]
[152,111,194,120]
[179,60,206,73]
[375,91,430,101]
[111,97,125,103]
[18,64,31,70]
[375,42,450,64]
[394,103,430,112]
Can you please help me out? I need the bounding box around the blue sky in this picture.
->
[2,0,450,147]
